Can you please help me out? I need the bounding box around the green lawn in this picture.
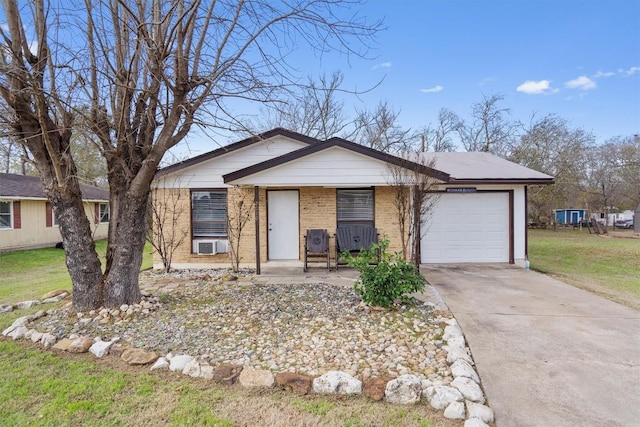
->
[0,241,153,304]
[528,228,640,310]
[0,338,454,427]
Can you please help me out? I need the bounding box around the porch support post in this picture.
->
[524,185,528,261]
[254,186,261,274]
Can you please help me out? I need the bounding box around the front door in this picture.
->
[267,190,299,260]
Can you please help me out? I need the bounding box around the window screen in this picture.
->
[192,191,227,237]
[337,189,374,228]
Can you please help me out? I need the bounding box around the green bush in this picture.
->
[342,238,425,308]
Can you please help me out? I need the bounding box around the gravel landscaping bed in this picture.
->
[32,269,455,383]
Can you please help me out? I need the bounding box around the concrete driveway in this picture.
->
[422,264,640,427]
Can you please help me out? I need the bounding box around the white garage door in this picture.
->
[421,192,509,263]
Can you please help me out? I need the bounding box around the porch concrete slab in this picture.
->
[256,264,358,287]
[422,264,640,427]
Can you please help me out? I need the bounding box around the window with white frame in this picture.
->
[0,201,11,229]
[191,190,227,238]
[99,203,110,223]
[337,188,374,228]
[51,207,59,227]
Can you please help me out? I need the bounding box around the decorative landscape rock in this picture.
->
[238,367,275,388]
[446,335,466,348]
[384,374,422,405]
[212,364,243,385]
[451,376,485,404]
[312,371,362,395]
[0,304,13,313]
[52,338,74,351]
[90,339,118,358]
[29,330,43,343]
[40,333,57,348]
[363,376,393,401]
[275,372,313,396]
[451,359,480,384]
[7,325,28,340]
[183,359,214,379]
[466,401,495,423]
[68,337,95,353]
[446,345,474,365]
[42,290,68,300]
[120,348,158,365]
[443,400,465,419]
[443,323,463,341]
[16,300,40,309]
[464,418,491,427]
[169,355,194,372]
[424,385,464,410]
[42,292,69,304]
[150,357,170,371]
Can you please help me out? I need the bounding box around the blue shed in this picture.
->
[554,209,586,225]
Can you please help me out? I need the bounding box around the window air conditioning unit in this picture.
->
[215,240,229,253]
[195,240,217,255]
[193,240,229,255]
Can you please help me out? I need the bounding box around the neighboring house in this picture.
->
[554,208,586,225]
[153,128,554,271]
[593,210,634,226]
[0,173,110,252]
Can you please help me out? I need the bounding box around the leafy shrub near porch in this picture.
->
[342,238,425,308]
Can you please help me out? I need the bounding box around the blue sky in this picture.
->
[347,1,638,138]
[182,0,640,157]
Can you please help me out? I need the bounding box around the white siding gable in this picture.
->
[155,136,308,188]
[228,146,400,187]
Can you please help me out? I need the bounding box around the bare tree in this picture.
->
[352,101,413,153]
[414,108,460,152]
[0,0,381,309]
[458,94,517,155]
[387,154,442,266]
[257,71,352,140]
[509,114,594,224]
[227,187,255,273]
[147,186,189,273]
[584,142,627,229]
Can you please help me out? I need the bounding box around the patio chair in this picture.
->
[335,225,379,270]
[303,229,331,272]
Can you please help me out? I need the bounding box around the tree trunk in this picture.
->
[46,184,103,311]
[101,190,149,308]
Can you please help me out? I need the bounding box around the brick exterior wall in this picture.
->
[153,185,407,267]
[374,186,405,255]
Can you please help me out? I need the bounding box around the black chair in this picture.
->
[335,225,379,270]
[303,229,330,272]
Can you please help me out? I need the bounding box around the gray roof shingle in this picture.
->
[0,173,109,201]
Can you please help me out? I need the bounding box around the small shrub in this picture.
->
[342,238,425,308]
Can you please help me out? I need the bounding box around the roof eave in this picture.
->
[447,178,555,185]
[156,128,320,178]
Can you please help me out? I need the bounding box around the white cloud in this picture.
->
[420,85,443,93]
[565,76,597,90]
[516,80,557,95]
[372,62,392,70]
[619,66,640,76]
[592,70,615,78]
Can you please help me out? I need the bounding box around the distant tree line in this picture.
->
[252,74,640,222]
